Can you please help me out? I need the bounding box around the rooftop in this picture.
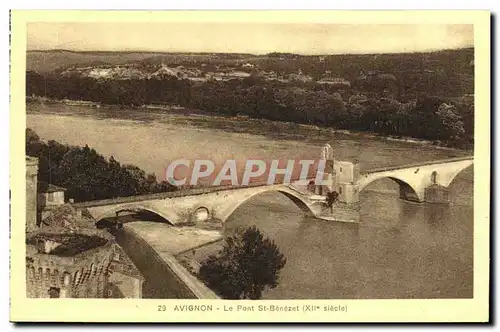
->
[38,181,67,193]
[39,203,95,231]
[26,233,109,257]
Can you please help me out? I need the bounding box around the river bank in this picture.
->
[26,96,472,152]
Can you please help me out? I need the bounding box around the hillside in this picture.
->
[25,48,475,148]
[27,50,162,73]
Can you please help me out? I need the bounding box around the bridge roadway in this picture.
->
[360,156,474,175]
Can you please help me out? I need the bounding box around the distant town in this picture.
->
[61,61,354,86]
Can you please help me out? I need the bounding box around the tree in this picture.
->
[198,226,287,299]
[26,129,178,202]
[326,191,339,212]
[436,102,466,141]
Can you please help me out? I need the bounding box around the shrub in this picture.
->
[198,226,287,299]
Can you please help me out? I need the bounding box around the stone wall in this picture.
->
[106,272,143,299]
[26,241,115,298]
[26,157,39,232]
[424,184,451,204]
[114,227,219,299]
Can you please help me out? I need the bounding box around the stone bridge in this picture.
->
[73,181,325,226]
[73,156,473,225]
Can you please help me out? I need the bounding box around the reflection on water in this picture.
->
[27,103,473,299]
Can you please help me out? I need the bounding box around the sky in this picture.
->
[27,23,474,55]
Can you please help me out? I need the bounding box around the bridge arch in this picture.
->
[91,203,178,225]
[217,186,318,223]
[439,162,474,188]
[358,175,423,202]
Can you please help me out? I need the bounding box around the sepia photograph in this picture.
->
[10,10,490,323]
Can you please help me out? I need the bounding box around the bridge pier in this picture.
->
[399,184,450,204]
[424,184,450,204]
[320,181,361,223]
[357,156,473,206]
[323,202,360,223]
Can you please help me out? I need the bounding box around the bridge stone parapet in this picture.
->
[114,224,219,299]
[424,184,451,204]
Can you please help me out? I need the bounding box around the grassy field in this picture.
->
[26,50,255,72]
[27,50,161,72]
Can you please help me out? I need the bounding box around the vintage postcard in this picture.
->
[10,10,490,323]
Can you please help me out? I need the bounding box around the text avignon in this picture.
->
[174,305,213,312]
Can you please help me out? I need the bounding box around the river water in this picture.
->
[27,102,474,299]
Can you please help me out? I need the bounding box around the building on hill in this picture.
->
[149,64,178,79]
[38,181,66,210]
[230,71,252,78]
[87,68,112,79]
[317,77,351,88]
[288,72,313,83]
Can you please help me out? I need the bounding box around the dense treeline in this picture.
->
[27,71,192,106]
[26,128,177,202]
[26,69,474,147]
[189,79,473,144]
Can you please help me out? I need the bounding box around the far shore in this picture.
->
[26,96,473,153]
